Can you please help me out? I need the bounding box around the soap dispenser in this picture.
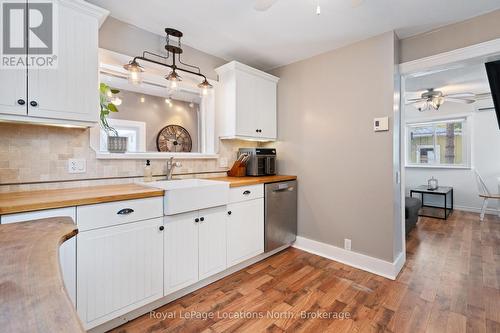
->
[144,160,153,182]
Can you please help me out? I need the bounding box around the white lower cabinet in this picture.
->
[164,206,227,296]
[227,198,265,267]
[198,206,228,279]
[164,211,199,295]
[77,218,164,329]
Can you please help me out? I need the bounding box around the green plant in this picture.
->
[99,83,120,136]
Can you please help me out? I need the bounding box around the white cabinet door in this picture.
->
[27,2,99,122]
[164,211,199,295]
[256,78,277,139]
[227,198,264,267]
[77,218,163,329]
[235,70,259,137]
[198,206,227,280]
[0,207,77,306]
[0,67,27,116]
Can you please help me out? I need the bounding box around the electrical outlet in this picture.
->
[68,159,86,174]
[344,239,352,251]
[219,157,228,168]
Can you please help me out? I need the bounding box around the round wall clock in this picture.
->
[156,125,192,152]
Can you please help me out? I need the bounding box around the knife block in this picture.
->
[227,160,247,177]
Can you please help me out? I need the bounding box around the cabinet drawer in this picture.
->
[229,184,264,203]
[77,197,163,231]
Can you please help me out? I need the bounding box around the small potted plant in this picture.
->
[100,83,127,153]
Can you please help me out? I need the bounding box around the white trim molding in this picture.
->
[399,38,500,76]
[293,236,405,280]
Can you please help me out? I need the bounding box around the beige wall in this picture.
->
[400,9,500,63]
[271,32,398,262]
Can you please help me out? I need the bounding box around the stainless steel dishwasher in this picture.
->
[265,180,297,252]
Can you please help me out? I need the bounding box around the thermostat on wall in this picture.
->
[374,117,389,132]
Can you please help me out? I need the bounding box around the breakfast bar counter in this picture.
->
[0,217,82,333]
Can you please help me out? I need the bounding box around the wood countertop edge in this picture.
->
[211,175,297,188]
[0,184,164,215]
[0,217,84,333]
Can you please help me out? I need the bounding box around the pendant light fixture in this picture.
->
[123,28,213,93]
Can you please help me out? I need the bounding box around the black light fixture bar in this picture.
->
[124,28,212,89]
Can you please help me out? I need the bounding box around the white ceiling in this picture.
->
[87,0,500,70]
[405,63,491,98]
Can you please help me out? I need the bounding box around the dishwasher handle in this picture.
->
[272,183,295,192]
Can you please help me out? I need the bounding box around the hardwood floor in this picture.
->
[109,211,500,333]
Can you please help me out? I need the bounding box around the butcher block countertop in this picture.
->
[0,184,164,215]
[212,175,297,188]
[0,217,83,333]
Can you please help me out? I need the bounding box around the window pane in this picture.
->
[409,125,434,164]
[435,122,463,165]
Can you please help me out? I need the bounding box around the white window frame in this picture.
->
[405,117,471,169]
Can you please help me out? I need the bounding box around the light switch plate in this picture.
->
[344,239,352,251]
[68,159,86,173]
[374,117,389,132]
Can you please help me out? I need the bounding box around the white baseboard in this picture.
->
[454,204,500,216]
[293,236,405,280]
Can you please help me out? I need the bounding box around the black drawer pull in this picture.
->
[117,208,134,215]
[243,190,251,195]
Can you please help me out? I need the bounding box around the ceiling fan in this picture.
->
[254,0,364,14]
[406,88,476,112]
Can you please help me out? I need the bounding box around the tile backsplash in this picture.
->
[0,123,258,192]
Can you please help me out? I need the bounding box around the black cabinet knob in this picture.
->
[30,101,38,107]
[17,99,25,105]
[159,226,164,231]
[256,129,259,132]
[200,217,205,222]
[195,218,200,223]
[228,211,232,215]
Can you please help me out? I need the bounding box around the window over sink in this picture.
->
[90,49,217,160]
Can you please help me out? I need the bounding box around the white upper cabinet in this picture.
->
[215,61,279,141]
[0,0,108,125]
[0,67,26,116]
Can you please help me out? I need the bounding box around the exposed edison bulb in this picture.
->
[128,70,142,85]
[169,80,178,90]
[201,87,208,96]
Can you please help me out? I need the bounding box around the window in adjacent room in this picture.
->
[406,118,469,168]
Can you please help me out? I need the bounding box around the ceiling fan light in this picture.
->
[431,96,444,110]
